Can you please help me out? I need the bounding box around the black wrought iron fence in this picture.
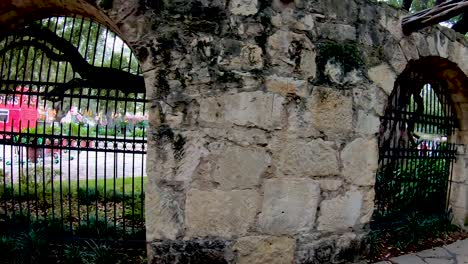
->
[0,16,147,240]
[373,84,457,226]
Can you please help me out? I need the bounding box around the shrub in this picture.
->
[64,243,87,264]
[77,187,101,205]
[84,240,121,264]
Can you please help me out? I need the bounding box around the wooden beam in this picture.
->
[402,0,468,35]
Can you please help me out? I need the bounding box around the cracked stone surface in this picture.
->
[373,239,468,264]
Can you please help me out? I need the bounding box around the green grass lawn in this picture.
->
[1,176,146,203]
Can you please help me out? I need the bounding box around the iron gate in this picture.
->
[374,83,457,224]
[0,16,147,239]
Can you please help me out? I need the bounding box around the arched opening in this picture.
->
[373,56,468,232]
[0,15,147,246]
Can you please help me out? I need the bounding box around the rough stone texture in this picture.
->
[296,233,366,264]
[276,139,340,177]
[199,92,285,130]
[148,239,231,264]
[233,236,295,264]
[212,145,270,190]
[342,138,379,186]
[229,0,258,16]
[5,0,468,263]
[146,185,184,241]
[309,87,353,138]
[265,75,308,97]
[317,189,363,231]
[356,111,380,135]
[259,178,320,234]
[224,92,285,130]
[368,63,396,95]
[318,179,343,192]
[185,189,259,238]
[240,44,263,70]
[267,30,316,79]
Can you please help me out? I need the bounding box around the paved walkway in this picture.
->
[374,239,468,264]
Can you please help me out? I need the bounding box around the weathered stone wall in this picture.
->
[1,0,468,263]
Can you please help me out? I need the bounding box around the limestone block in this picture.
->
[317,190,363,231]
[240,44,263,70]
[212,145,270,190]
[452,157,467,183]
[436,31,450,58]
[224,91,285,130]
[400,37,419,61]
[265,75,308,97]
[353,86,387,117]
[174,137,208,183]
[233,236,295,264]
[342,138,379,186]
[367,63,396,95]
[146,186,184,241]
[383,39,407,74]
[230,0,258,16]
[425,34,440,57]
[450,183,467,209]
[217,39,245,70]
[277,139,339,177]
[315,22,357,42]
[317,179,343,192]
[267,30,316,79]
[259,178,320,234]
[186,189,259,238]
[412,33,432,57]
[199,96,224,124]
[448,41,468,76]
[360,188,375,224]
[203,127,268,146]
[356,111,380,135]
[286,103,321,138]
[309,87,353,138]
[379,12,403,40]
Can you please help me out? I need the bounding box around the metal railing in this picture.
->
[0,16,147,240]
[373,84,457,225]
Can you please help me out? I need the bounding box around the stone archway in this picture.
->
[374,56,468,227]
[0,1,468,263]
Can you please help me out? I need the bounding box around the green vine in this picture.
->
[316,42,364,84]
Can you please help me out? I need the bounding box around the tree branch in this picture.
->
[0,39,68,62]
[0,23,145,96]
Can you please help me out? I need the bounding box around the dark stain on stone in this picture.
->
[173,134,186,160]
[149,239,230,264]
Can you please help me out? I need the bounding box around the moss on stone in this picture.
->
[317,42,364,74]
[315,41,365,85]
